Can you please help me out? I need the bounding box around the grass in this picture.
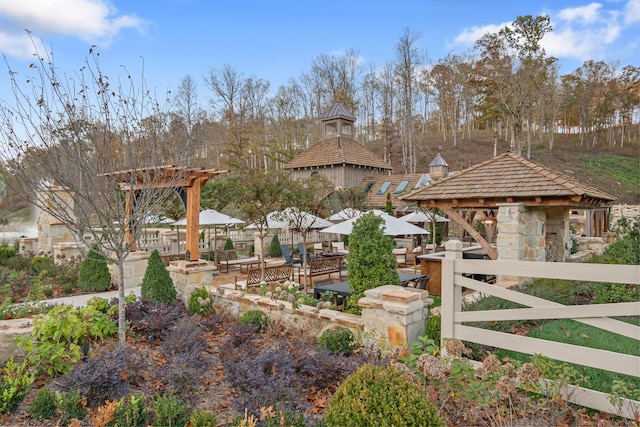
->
[495,318,640,394]
[581,154,640,188]
[462,270,639,397]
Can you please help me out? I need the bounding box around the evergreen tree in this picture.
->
[141,249,177,304]
[347,213,399,312]
[268,234,282,257]
[223,238,234,250]
[77,245,111,292]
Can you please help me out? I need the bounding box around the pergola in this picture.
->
[401,153,616,260]
[104,165,226,260]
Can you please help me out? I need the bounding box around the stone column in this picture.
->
[36,185,76,255]
[110,251,150,290]
[496,203,545,262]
[167,260,218,305]
[358,285,432,348]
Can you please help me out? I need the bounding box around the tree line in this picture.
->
[156,15,639,174]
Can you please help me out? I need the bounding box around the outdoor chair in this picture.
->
[297,242,315,263]
[281,244,302,266]
[333,294,346,312]
[313,242,324,256]
[392,247,408,267]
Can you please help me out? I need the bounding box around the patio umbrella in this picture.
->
[248,209,334,231]
[328,208,362,221]
[173,209,245,261]
[399,211,449,223]
[320,210,429,236]
[400,211,448,249]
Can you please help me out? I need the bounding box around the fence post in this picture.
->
[441,239,463,355]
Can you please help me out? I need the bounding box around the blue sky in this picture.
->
[0,0,639,104]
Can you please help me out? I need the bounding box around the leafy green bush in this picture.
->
[141,249,177,304]
[151,393,189,427]
[318,326,358,355]
[325,364,444,426]
[599,216,640,265]
[425,314,441,343]
[27,387,57,420]
[0,247,16,264]
[29,256,54,274]
[55,389,88,426]
[188,286,214,315]
[223,238,235,250]
[268,234,282,257]
[78,245,112,292]
[346,212,399,312]
[189,409,217,427]
[17,303,117,376]
[114,393,149,427]
[239,310,269,331]
[0,357,35,414]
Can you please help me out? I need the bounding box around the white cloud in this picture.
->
[623,0,640,25]
[556,2,603,23]
[0,0,145,58]
[453,22,510,47]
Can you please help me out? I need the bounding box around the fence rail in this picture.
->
[440,240,640,419]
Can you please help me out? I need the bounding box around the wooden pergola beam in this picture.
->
[441,207,498,260]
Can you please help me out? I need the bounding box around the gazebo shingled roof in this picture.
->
[402,152,615,208]
[283,137,392,170]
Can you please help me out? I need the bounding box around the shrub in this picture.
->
[224,347,304,416]
[0,247,17,264]
[325,364,444,426]
[56,346,144,407]
[268,234,282,257]
[239,310,269,331]
[113,393,149,427]
[17,303,117,376]
[27,387,57,420]
[223,238,235,250]
[55,389,88,426]
[29,256,54,274]
[141,249,177,304]
[0,357,36,414]
[425,314,441,343]
[78,245,112,292]
[189,409,217,427]
[151,393,189,427]
[188,286,214,315]
[318,326,358,355]
[346,212,399,312]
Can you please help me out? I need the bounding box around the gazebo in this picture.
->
[401,153,615,262]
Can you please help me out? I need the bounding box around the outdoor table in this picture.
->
[239,259,262,273]
[312,272,428,299]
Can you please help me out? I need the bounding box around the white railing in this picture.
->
[440,240,640,419]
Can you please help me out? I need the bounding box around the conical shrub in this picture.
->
[141,249,176,304]
[77,245,111,292]
[268,234,282,257]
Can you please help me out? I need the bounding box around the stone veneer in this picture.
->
[168,260,218,304]
[108,251,150,290]
[359,285,432,347]
[211,284,432,347]
[496,203,546,262]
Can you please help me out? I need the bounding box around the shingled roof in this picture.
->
[402,152,615,208]
[283,137,392,170]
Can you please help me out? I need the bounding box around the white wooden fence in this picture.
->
[440,240,640,419]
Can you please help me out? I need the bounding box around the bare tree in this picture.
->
[0,40,187,345]
[395,28,422,173]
